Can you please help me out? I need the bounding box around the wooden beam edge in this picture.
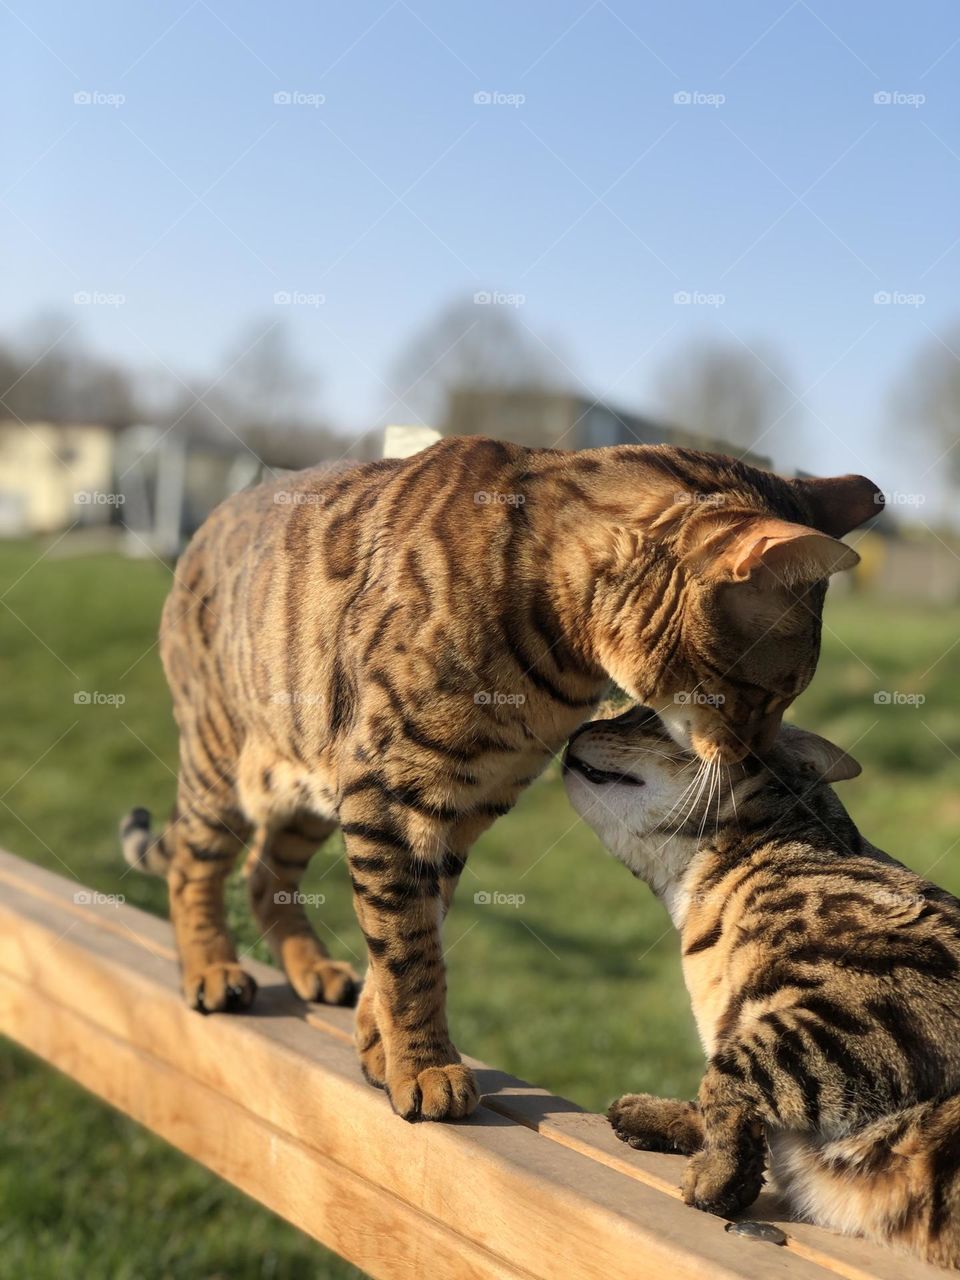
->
[0,850,925,1280]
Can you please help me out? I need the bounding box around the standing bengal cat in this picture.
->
[565,705,960,1267]
[121,435,879,1121]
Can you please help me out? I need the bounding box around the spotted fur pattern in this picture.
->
[566,705,960,1267]
[121,435,877,1121]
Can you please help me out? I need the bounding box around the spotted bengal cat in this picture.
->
[121,435,879,1122]
[565,705,960,1267]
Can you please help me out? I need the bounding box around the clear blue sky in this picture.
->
[3,1,960,502]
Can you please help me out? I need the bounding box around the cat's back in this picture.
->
[157,436,539,691]
[683,828,960,1121]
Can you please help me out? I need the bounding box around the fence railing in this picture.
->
[0,849,935,1280]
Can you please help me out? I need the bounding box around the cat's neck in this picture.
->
[519,451,686,686]
[614,830,703,925]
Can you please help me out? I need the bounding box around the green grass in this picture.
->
[2,539,959,1277]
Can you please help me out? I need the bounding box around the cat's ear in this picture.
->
[778,724,862,783]
[715,518,859,584]
[791,474,884,537]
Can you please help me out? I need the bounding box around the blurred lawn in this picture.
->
[2,538,960,1278]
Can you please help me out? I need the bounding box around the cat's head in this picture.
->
[562,703,861,892]
[577,451,881,765]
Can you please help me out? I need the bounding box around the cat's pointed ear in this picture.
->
[716,518,859,584]
[778,724,862,783]
[792,474,884,537]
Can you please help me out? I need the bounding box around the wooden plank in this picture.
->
[0,850,936,1280]
[0,972,526,1280]
[0,882,828,1280]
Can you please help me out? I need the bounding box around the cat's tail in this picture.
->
[120,807,172,876]
[771,1095,960,1269]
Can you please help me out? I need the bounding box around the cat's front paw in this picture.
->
[681,1144,765,1216]
[608,1094,703,1155]
[185,963,257,1014]
[386,1063,480,1122]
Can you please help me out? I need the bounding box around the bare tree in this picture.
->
[894,323,960,487]
[654,337,797,458]
[386,297,571,428]
[0,312,138,428]
[219,319,318,430]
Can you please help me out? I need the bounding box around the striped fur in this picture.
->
[120,435,877,1122]
[566,705,960,1266]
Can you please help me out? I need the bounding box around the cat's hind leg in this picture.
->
[163,782,256,1014]
[245,816,359,1006]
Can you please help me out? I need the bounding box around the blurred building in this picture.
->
[0,421,119,536]
[443,387,772,467]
